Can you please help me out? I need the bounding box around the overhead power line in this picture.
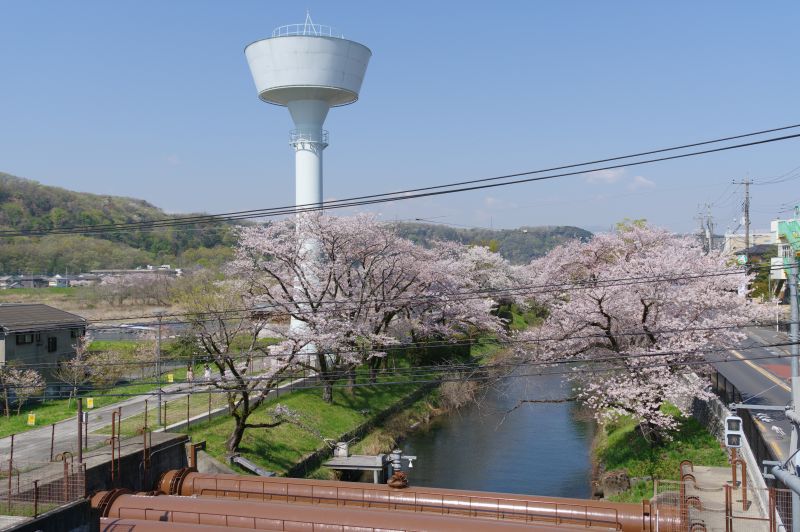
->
[0,262,766,332]
[1,124,799,238]
[6,322,795,372]
[10,341,800,399]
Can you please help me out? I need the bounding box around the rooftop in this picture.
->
[0,303,86,333]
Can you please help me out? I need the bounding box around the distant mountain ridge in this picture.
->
[394,223,592,264]
[0,172,591,274]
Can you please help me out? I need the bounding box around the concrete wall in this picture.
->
[6,499,98,532]
[85,433,189,494]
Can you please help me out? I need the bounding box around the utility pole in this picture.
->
[156,312,164,427]
[696,204,716,254]
[788,258,800,529]
[733,178,752,253]
[695,206,707,253]
[761,208,800,531]
[76,397,83,464]
[705,203,715,253]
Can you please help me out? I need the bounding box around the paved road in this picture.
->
[709,327,794,460]
[0,380,194,466]
[0,370,308,467]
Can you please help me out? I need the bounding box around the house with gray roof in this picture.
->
[0,304,87,374]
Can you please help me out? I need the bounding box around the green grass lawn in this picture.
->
[596,407,728,502]
[186,373,418,476]
[0,385,154,438]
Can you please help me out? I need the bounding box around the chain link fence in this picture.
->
[0,456,85,518]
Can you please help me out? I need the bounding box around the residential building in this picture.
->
[48,274,78,288]
[0,304,87,382]
[13,276,50,289]
[89,265,182,279]
[723,232,773,255]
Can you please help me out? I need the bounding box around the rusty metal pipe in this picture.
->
[157,469,671,531]
[92,491,599,531]
[101,518,228,531]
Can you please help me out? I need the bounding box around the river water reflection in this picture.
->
[402,371,594,498]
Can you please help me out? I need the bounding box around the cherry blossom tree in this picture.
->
[0,366,46,416]
[9,369,45,415]
[517,223,769,441]
[230,214,505,403]
[97,273,174,306]
[175,276,302,452]
[53,335,91,407]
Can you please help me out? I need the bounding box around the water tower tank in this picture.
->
[245,15,371,210]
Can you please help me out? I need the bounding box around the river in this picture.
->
[401,371,595,498]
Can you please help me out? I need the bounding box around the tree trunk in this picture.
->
[226,419,247,453]
[322,380,333,404]
[369,358,381,384]
[346,367,356,395]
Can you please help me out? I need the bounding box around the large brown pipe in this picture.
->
[157,469,668,531]
[92,490,602,531]
[101,518,224,531]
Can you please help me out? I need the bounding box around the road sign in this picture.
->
[87,397,94,409]
[167,373,174,383]
[736,254,748,265]
[27,413,36,426]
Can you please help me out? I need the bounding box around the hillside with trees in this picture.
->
[0,172,591,274]
[394,223,592,264]
[0,172,235,273]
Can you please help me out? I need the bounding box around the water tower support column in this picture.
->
[291,132,327,210]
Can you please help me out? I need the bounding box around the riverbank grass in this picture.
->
[186,374,418,476]
[595,406,728,502]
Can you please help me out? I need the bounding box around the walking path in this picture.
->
[0,373,309,467]
[0,379,195,466]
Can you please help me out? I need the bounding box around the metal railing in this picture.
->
[272,23,341,38]
[711,371,778,468]
[0,456,85,518]
[290,128,329,146]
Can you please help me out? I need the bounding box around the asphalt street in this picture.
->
[0,381,193,466]
[710,327,794,460]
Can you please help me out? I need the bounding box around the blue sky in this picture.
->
[1,1,798,234]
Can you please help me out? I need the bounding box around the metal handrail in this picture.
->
[272,23,341,38]
[290,129,329,145]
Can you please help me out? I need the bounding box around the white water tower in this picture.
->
[245,14,371,211]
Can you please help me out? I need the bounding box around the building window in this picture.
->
[16,334,34,345]
[47,337,57,353]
